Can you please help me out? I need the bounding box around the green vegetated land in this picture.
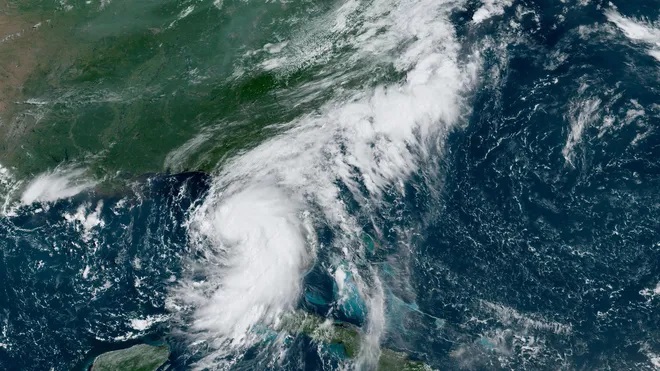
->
[0,0,335,180]
[281,311,432,370]
[91,344,169,371]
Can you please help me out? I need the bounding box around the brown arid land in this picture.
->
[0,3,43,116]
[0,2,79,173]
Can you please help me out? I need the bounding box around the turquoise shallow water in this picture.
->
[0,0,659,370]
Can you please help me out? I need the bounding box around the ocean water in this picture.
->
[0,0,658,370]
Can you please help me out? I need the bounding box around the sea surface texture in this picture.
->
[0,0,658,370]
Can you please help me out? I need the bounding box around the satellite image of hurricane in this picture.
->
[0,0,658,370]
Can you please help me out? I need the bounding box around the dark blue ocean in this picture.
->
[0,0,658,370]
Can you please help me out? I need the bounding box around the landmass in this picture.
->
[91,343,169,371]
[280,311,432,370]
